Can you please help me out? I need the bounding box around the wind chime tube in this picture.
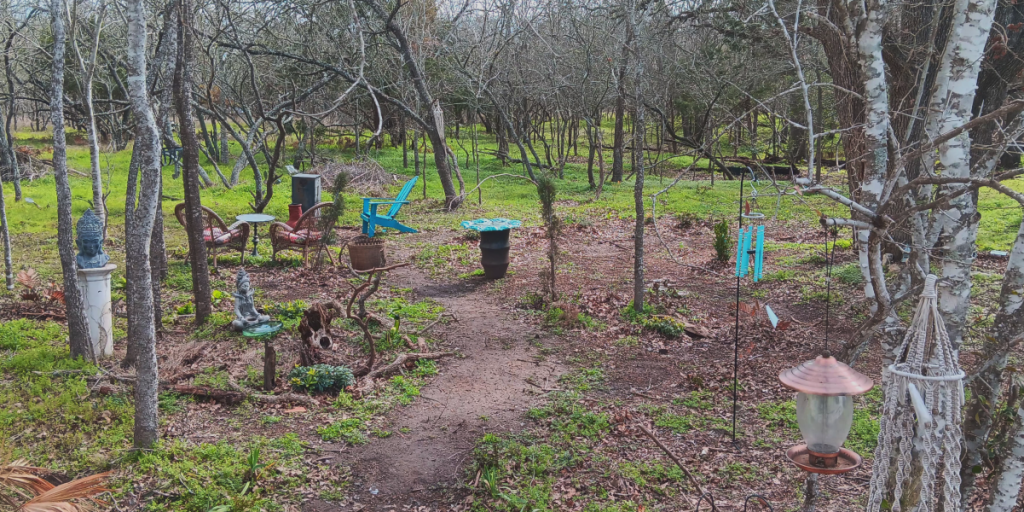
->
[743,228,753,277]
[735,226,746,277]
[754,225,765,282]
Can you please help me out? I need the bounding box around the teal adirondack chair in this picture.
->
[361,177,419,237]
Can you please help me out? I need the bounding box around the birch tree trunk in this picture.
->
[931,0,998,349]
[125,0,164,449]
[987,403,1024,512]
[846,0,896,362]
[175,0,212,324]
[50,0,93,362]
[958,216,1024,504]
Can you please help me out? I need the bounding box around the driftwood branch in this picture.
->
[637,422,707,498]
[363,351,457,381]
[167,385,317,407]
[414,313,458,335]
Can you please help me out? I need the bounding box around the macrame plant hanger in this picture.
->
[867,274,966,512]
[732,168,766,443]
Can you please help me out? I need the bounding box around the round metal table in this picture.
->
[236,213,276,256]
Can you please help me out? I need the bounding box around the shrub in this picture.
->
[713,220,731,262]
[622,300,655,324]
[643,315,686,338]
[537,175,561,300]
[289,364,354,393]
[675,212,700,229]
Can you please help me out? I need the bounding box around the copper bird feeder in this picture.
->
[778,353,873,474]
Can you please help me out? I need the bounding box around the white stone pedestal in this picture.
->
[77,263,116,358]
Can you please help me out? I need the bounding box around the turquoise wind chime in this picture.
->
[735,220,765,281]
[731,168,767,444]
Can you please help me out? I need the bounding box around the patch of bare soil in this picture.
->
[306,265,565,511]
[467,216,885,510]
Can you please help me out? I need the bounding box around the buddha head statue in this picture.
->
[76,209,109,269]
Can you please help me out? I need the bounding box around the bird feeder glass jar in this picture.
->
[779,355,873,473]
[795,392,853,455]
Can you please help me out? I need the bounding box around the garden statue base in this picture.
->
[461,218,521,280]
[479,229,511,279]
[77,263,116,358]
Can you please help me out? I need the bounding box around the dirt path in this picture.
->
[312,266,564,511]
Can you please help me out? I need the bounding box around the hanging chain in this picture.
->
[822,227,839,356]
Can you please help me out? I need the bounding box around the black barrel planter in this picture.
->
[479,229,512,279]
[461,218,522,280]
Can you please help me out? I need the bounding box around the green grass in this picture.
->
[848,387,884,456]
[316,359,438,444]
[757,400,799,431]
[193,366,233,390]
[0,124,834,286]
[833,263,864,285]
[318,417,368,444]
[3,123,1021,289]
[128,434,313,511]
[674,390,715,410]
[717,462,759,485]
[0,319,334,510]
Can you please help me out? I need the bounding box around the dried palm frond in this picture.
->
[18,472,111,512]
[0,459,54,498]
[45,287,65,305]
[16,269,40,290]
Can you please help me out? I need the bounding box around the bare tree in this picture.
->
[50,0,92,362]
[68,0,107,229]
[124,0,164,449]
[175,0,212,324]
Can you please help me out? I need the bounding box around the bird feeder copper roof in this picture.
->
[779,355,873,397]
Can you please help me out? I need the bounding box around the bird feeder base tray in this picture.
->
[785,444,862,475]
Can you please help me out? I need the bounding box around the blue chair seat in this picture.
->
[361,177,419,237]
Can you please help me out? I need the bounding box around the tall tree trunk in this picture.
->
[0,170,11,290]
[962,217,1024,504]
[611,23,631,183]
[50,0,92,362]
[987,402,1024,512]
[632,103,645,311]
[125,0,163,450]
[932,0,998,349]
[612,95,626,182]
[586,122,596,190]
[851,0,892,331]
[220,121,229,164]
[174,0,212,325]
[413,130,421,196]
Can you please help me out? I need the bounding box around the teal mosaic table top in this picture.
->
[242,321,283,338]
[460,218,522,232]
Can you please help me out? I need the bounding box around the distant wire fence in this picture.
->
[695,492,774,511]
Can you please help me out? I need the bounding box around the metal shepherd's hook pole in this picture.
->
[732,170,745,444]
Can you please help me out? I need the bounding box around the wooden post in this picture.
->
[264,339,277,392]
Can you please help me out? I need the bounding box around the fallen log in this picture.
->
[169,385,247,405]
[167,385,318,407]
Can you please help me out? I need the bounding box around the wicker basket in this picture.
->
[348,236,385,271]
